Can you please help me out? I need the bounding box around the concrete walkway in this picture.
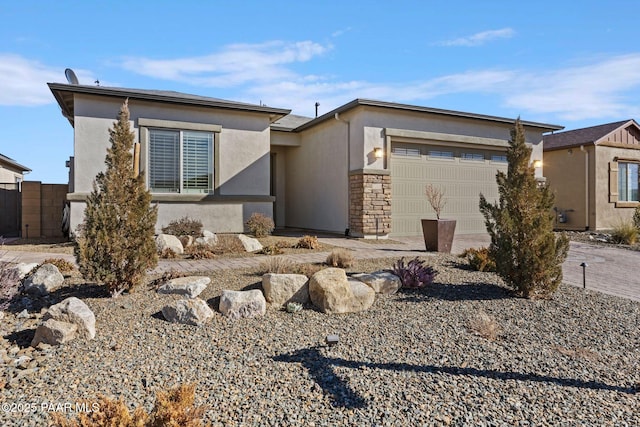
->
[2,235,639,302]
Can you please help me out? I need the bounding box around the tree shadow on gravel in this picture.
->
[273,347,637,409]
[396,282,511,302]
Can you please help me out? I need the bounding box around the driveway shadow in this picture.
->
[396,282,511,302]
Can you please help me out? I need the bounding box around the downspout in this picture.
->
[335,113,351,235]
[580,145,590,230]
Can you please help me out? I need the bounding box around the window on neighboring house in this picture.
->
[461,153,484,161]
[618,162,639,202]
[491,154,507,163]
[391,147,421,157]
[428,150,454,159]
[149,129,213,193]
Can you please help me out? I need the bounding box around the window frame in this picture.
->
[618,161,640,202]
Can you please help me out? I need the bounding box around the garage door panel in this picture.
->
[391,147,506,237]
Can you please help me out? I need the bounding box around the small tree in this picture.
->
[425,184,446,219]
[75,100,158,296]
[479,119,569,298]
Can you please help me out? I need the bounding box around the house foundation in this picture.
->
[349,171,391,238]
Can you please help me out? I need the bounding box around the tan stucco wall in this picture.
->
[594,145,640,229]
[270,146,287,227]
[0,166,24,183]
[70,94,273,233]
[544,147,592,230]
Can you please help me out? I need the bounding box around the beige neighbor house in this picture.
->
[49,82,562,238]
[544,119,640,231]
[0,153,31,237]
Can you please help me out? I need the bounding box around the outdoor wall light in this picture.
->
[374,147,384,159]
[533,159,543,168]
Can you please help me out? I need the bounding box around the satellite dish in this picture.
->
[64,68,79,85]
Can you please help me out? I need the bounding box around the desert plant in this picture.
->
[286,302,303,313]
[75,100,158,297]
[386,257,437,288]
[49,383,209,427]
[211,235,246,255]
[468,311,500,340]
[159,247,179,259]
[461,247,496,272]
[245,213,274,237]
[259,244,284,255]
[185,244,216,259]
[425,184,447,219]
[162,216,203,237]
[294,263,324,277]
[295,235,319,249]
[634,205,640,231]
[149,269,188,290]
[610,219,638,245]
[326,249,354,268]
[42,257,75,274]
[257,257,295,275]
[479,118,569,299]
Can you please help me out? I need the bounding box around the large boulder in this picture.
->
[219,289,266,319]
[162,298,214,326]
[351,271,402,294]
[31,319,77,346]
[262,273,309,307]
[23,264,64,296]
[237,234,263,252]
[309,268,375,314]
[12,263,39,279]
[44,297,96,339]
[156,234,184,255]
[157,276,210,299]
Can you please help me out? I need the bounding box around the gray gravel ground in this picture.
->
[1,254,639,426]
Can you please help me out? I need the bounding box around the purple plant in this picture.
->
[386,257,437,289]
[0,261,22,310]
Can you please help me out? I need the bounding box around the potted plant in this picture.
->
[421,184,456,252]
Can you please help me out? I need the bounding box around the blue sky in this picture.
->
[2,0,640,183]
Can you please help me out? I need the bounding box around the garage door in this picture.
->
[390,143,507,236]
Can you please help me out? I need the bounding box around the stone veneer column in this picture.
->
[349,172,391,237]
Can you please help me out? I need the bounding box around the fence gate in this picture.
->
[0,183,20,238]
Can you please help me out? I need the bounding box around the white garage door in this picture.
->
[390,143,508,236]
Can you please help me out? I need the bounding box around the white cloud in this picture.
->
[0,54,61,106]
[436,28,515,47]
[120,41,331,88]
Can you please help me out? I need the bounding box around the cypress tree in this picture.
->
[479,119,569,298]
[75,100,158,296]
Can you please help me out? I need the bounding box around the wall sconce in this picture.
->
[374,147,384,159]
[533,159,542,168]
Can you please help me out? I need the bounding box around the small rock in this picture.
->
[31,319,78,346]
[237,234,263,252]
[16,309,30,319]
[157,276,210,298]
[309,268,375,314]
[155,234,184,255]
[44,297,96,339]
[196,230,218,246]
[219,289,266,319]
[351,271,402,294]
[162,298,214,326]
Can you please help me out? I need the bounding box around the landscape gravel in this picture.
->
[1,253,639,426]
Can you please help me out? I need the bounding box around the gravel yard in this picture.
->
[1,254,639,426]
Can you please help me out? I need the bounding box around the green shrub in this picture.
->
[50,383,209,427]
[610,219,638,245]
[461,247,496,272]
[295,235,319,249]
[479,119,569,299]
[325,249,354,268]
[386,257,437,288]
[75,101,158,297]
[162,216,203,237]
[42,257,75,274]
[245,213,274,237]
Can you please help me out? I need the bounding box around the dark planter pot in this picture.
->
[421,219,457,253]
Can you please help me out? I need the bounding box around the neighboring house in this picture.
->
[544,119,640,231]
[0,153,30,237]
[49,82,562,238]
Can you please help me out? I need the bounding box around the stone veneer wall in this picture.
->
[349,172,391,237]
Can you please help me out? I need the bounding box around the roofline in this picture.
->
[543,119,640,151]
[293,99,564,132]
[0,154,31,173]
[47,83,291,122]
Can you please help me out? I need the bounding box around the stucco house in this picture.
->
[49,82,562,238]
[0,153,30,237]
[544,119,640,231]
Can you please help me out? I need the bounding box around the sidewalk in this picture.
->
[1,235,638,302]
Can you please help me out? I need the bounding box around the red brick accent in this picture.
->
[349,173,391,236]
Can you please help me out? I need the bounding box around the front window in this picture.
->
[149,129,213,193]
[618,162,639,202]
